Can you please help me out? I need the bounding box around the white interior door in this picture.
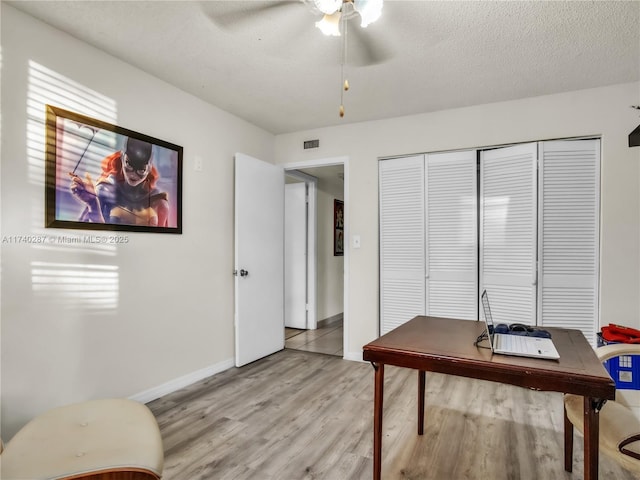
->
[234,153,284,367]
[538,139,600,344]
[284,182,307,329]
[425,150,478,320]
[480,143,538,324]
[379,155,426,335]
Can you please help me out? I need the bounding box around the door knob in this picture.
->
[240,269,249,277]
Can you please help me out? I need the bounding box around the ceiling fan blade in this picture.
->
[346,19,393,67]
[201,1,303,31]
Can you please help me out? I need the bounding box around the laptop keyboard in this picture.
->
[495,334,538,354]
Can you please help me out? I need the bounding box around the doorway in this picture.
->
[283,157,348,358]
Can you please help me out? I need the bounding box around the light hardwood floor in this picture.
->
[285,318,343,356]
[148,349,638,480]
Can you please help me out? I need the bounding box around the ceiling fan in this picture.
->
[202,0,390,67]
[203,0,389,118]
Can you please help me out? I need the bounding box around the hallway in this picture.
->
[285,316,343,357]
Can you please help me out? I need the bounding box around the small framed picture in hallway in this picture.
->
[334,199,344,256]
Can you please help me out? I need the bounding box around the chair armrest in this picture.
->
[619,433,640,460]
[597,343,640,362]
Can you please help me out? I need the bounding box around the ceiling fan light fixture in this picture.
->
[315,11,342,36]
[354,0,383,27]
[313,0,342,15]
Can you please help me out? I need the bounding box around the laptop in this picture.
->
[480,290,560,360]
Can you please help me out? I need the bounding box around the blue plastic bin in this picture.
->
[597,332,640,390]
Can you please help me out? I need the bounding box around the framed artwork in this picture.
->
[45,105,183,234]
[334,199,344,256]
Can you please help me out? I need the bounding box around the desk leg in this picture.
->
[418,370,425,435]
[583,396,600,480]
[373,363,384,480]
[564,403,573,472]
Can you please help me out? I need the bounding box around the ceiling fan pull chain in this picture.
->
[343,18,349,92]
[339,14,349,118]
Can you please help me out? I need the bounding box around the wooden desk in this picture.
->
[362,316,615,480]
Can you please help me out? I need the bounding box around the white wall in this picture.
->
[275,82,640,359]
[316,177,344,322]
[0,5,274,439]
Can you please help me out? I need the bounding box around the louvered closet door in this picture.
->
[425,150,478,320]
[480,143,538,324]
[379,156,425,335]
[538,139,600,344]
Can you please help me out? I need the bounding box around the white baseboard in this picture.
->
[343,351,364,362]
[130,357,235,404]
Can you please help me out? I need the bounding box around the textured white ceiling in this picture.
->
[8,0,640,134]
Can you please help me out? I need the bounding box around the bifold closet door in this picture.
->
[480,143,538,325]
[538,139,600,344]
[425,151,478,320]
[379,156,425,335]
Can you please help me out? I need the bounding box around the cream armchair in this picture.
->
[0,398,164,480]
[564,343,640,475]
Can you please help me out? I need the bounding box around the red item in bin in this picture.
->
[601,324,640,344]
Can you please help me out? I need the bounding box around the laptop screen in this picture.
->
[480,290,495,351]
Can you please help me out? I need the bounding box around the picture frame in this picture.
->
[45,105,183,234]
[334,199,344,256]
